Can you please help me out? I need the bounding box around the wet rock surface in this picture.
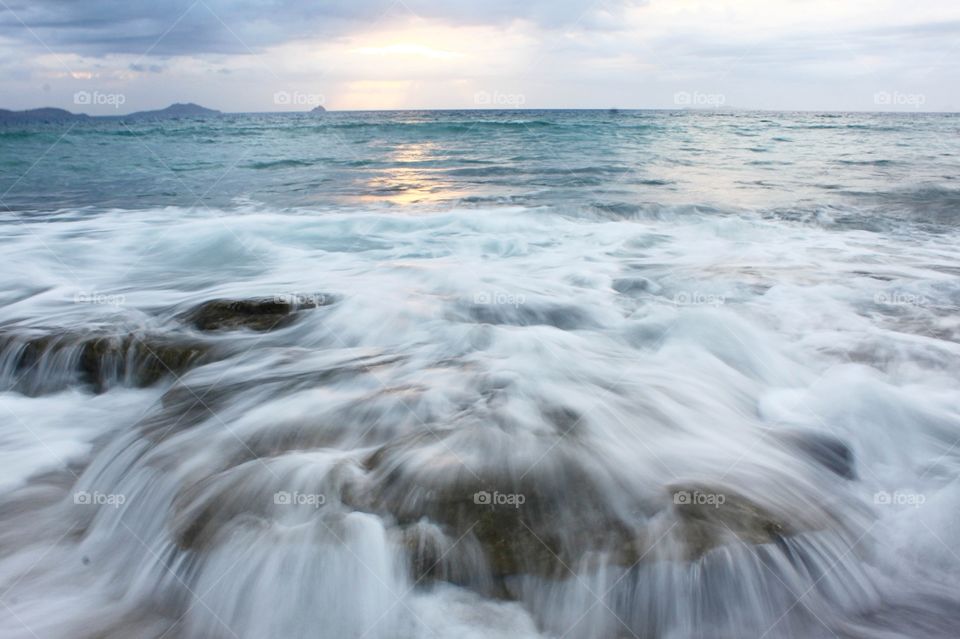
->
[457,300,598,330]
[363,437,649,582]
[775,430,857,479]
[147,367,862,597]
[667,483,793,560]
[0,295,338,395]
[178,295,333,332]
[0,330,210,394]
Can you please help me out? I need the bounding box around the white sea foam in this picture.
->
[0,204,958,638]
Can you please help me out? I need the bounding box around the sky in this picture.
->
[0,0,958,113]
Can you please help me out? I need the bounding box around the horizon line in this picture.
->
[4,105,959,117]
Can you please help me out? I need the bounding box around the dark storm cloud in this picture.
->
[0,0,643,57]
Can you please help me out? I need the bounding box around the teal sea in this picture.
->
[0,110,959,638]
[2,110,959,221]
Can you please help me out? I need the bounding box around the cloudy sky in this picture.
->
[1,0,958,113]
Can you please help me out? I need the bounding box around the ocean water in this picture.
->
[0,110,959,638]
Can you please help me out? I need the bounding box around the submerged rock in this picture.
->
[178,295,333,332]
[612,276,658,296]
[82,335,208,391]
[457,300,597,330]
[399,520,496,593]
[363,435,645,582]
[775,430,857,479]
[0,330,210,394]
[360,420,860,588]
[664,477,858,561]
[667,483,792,560]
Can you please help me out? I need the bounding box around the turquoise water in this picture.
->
[0,111,959,638]
[2,110,958,224]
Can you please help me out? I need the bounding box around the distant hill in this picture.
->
[121,103,222,120]
[0,107,90,124]
[0,102,345,123]
[0,103,223,124]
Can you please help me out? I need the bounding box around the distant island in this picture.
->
[0,102,219,123]
[121,102,221,120]
[0,107,91,123]
[0,102,333,124]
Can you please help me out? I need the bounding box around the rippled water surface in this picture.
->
[0,110,959,638]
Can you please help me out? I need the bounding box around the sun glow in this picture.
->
[352,43,463,60]
[256,17,536,109]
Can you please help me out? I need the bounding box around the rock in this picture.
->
[399,519,496,593]
[0,330,210,394]
[363,435,643,581]
[178,295,333,332]
[664,476,859,561]
[458,300,596,330]
[148,350,402,443]
[612,277,658,295]
[667,483,792,560]
[80,335,208,391]
[776,430,856,480]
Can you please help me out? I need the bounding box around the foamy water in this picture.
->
[1,111,959,638]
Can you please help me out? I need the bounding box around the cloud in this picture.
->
[0,0,645,57]
[0,0,958,111]
[129,63,164,73]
